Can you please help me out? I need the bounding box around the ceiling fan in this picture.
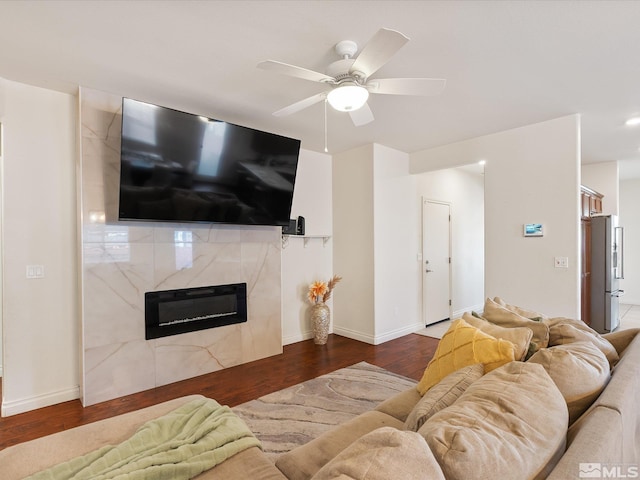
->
[257,28,446,126]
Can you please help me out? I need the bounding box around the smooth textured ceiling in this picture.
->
[1,1,640,178]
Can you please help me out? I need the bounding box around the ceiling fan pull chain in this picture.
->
[324,99,328,153]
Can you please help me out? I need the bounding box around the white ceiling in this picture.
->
[1,1,640,178]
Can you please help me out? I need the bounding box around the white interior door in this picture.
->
[422,199,452,326]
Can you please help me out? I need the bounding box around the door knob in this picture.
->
[426,269,433,273]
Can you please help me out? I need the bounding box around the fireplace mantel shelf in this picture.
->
[282,234,331,249]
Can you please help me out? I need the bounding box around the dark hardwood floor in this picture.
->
[0,333,438,451]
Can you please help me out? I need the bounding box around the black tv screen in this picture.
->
[118,98,301,226]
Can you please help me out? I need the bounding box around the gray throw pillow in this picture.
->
[404,363,484,431]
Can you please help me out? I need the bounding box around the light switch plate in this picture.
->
[26,265,45,278]
[554,257,569,268]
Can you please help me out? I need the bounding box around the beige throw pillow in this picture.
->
[310,427,445,480]
[545,317,619,367]
[483,297,550,350]
[494,296,549,320]
[419,362,568,480]
[527,341,611,425]
[462,312,533,361]
[404,363,484,432]
[545,316,594,332]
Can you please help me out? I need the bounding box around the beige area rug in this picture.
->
[232,361,416,460]
[415,319,452,339]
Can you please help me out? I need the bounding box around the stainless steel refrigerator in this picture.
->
[590,215,624,333]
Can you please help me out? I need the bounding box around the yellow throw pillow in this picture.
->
[417,318,516,395]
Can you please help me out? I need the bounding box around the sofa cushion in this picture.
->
[310,427,445,480]
[196,447,288,480]
[419,361,568,480]
[483,297,550,351]
[462,312,533,361]
[0,395,288,480]
[545,318,619,367]
[527,341,610,425]
[545,315,596,333]
[275,411,404,480]
[603,328,640,355]
[580,332,640,463]
[404,363,484,431]
[374,388,421,423]
[493,296,549,320]
[416,318,515,395]
[0,396,203,479]
[547,406,623,480]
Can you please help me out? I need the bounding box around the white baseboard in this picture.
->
[282,330,314,346]
[286,317,444,346]
[452,303,484,319]
[622,299,640,307]
[334,322,424,346]
[332,325,376,344]
[2,385,80,417]
[374,322,425,344]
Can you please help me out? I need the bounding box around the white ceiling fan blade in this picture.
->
[349,102,374,126]
[369,78,446,96]
[273,92,326,117]
[349,28,409,79]
[258,60,334,84]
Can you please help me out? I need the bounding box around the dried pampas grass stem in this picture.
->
[322,275,342,303]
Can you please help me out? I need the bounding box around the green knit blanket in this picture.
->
[27,398,261,480]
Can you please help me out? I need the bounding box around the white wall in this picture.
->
[332,144,421,344]
[415,167,485,316]
[0,125,3,378]
[483,115,580,317]
[332,145,375,341]
[582,161,619,215]
[619,179,640,304]
[372,144,421,342]
[411,115,581,318]
[0,77,584,413]
[0,77,334,414]
[0,79,79,416]
[282,149,333,345]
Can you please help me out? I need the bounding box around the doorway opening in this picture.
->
[415,163,485,331]
[422,199,452,326]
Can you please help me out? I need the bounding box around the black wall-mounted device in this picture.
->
[296,216,305,235]
[282,219,297,235]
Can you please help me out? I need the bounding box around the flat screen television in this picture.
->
[118,98,301,226]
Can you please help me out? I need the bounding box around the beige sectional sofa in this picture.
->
[1,395,288,480]
[275,326,640,480]
[2,309,639,479]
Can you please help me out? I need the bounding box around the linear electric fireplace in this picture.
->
[145,283,247,340]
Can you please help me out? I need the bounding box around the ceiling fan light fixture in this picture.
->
[327,84,369,112]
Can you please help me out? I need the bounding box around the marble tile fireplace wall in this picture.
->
[79,88,283,406]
